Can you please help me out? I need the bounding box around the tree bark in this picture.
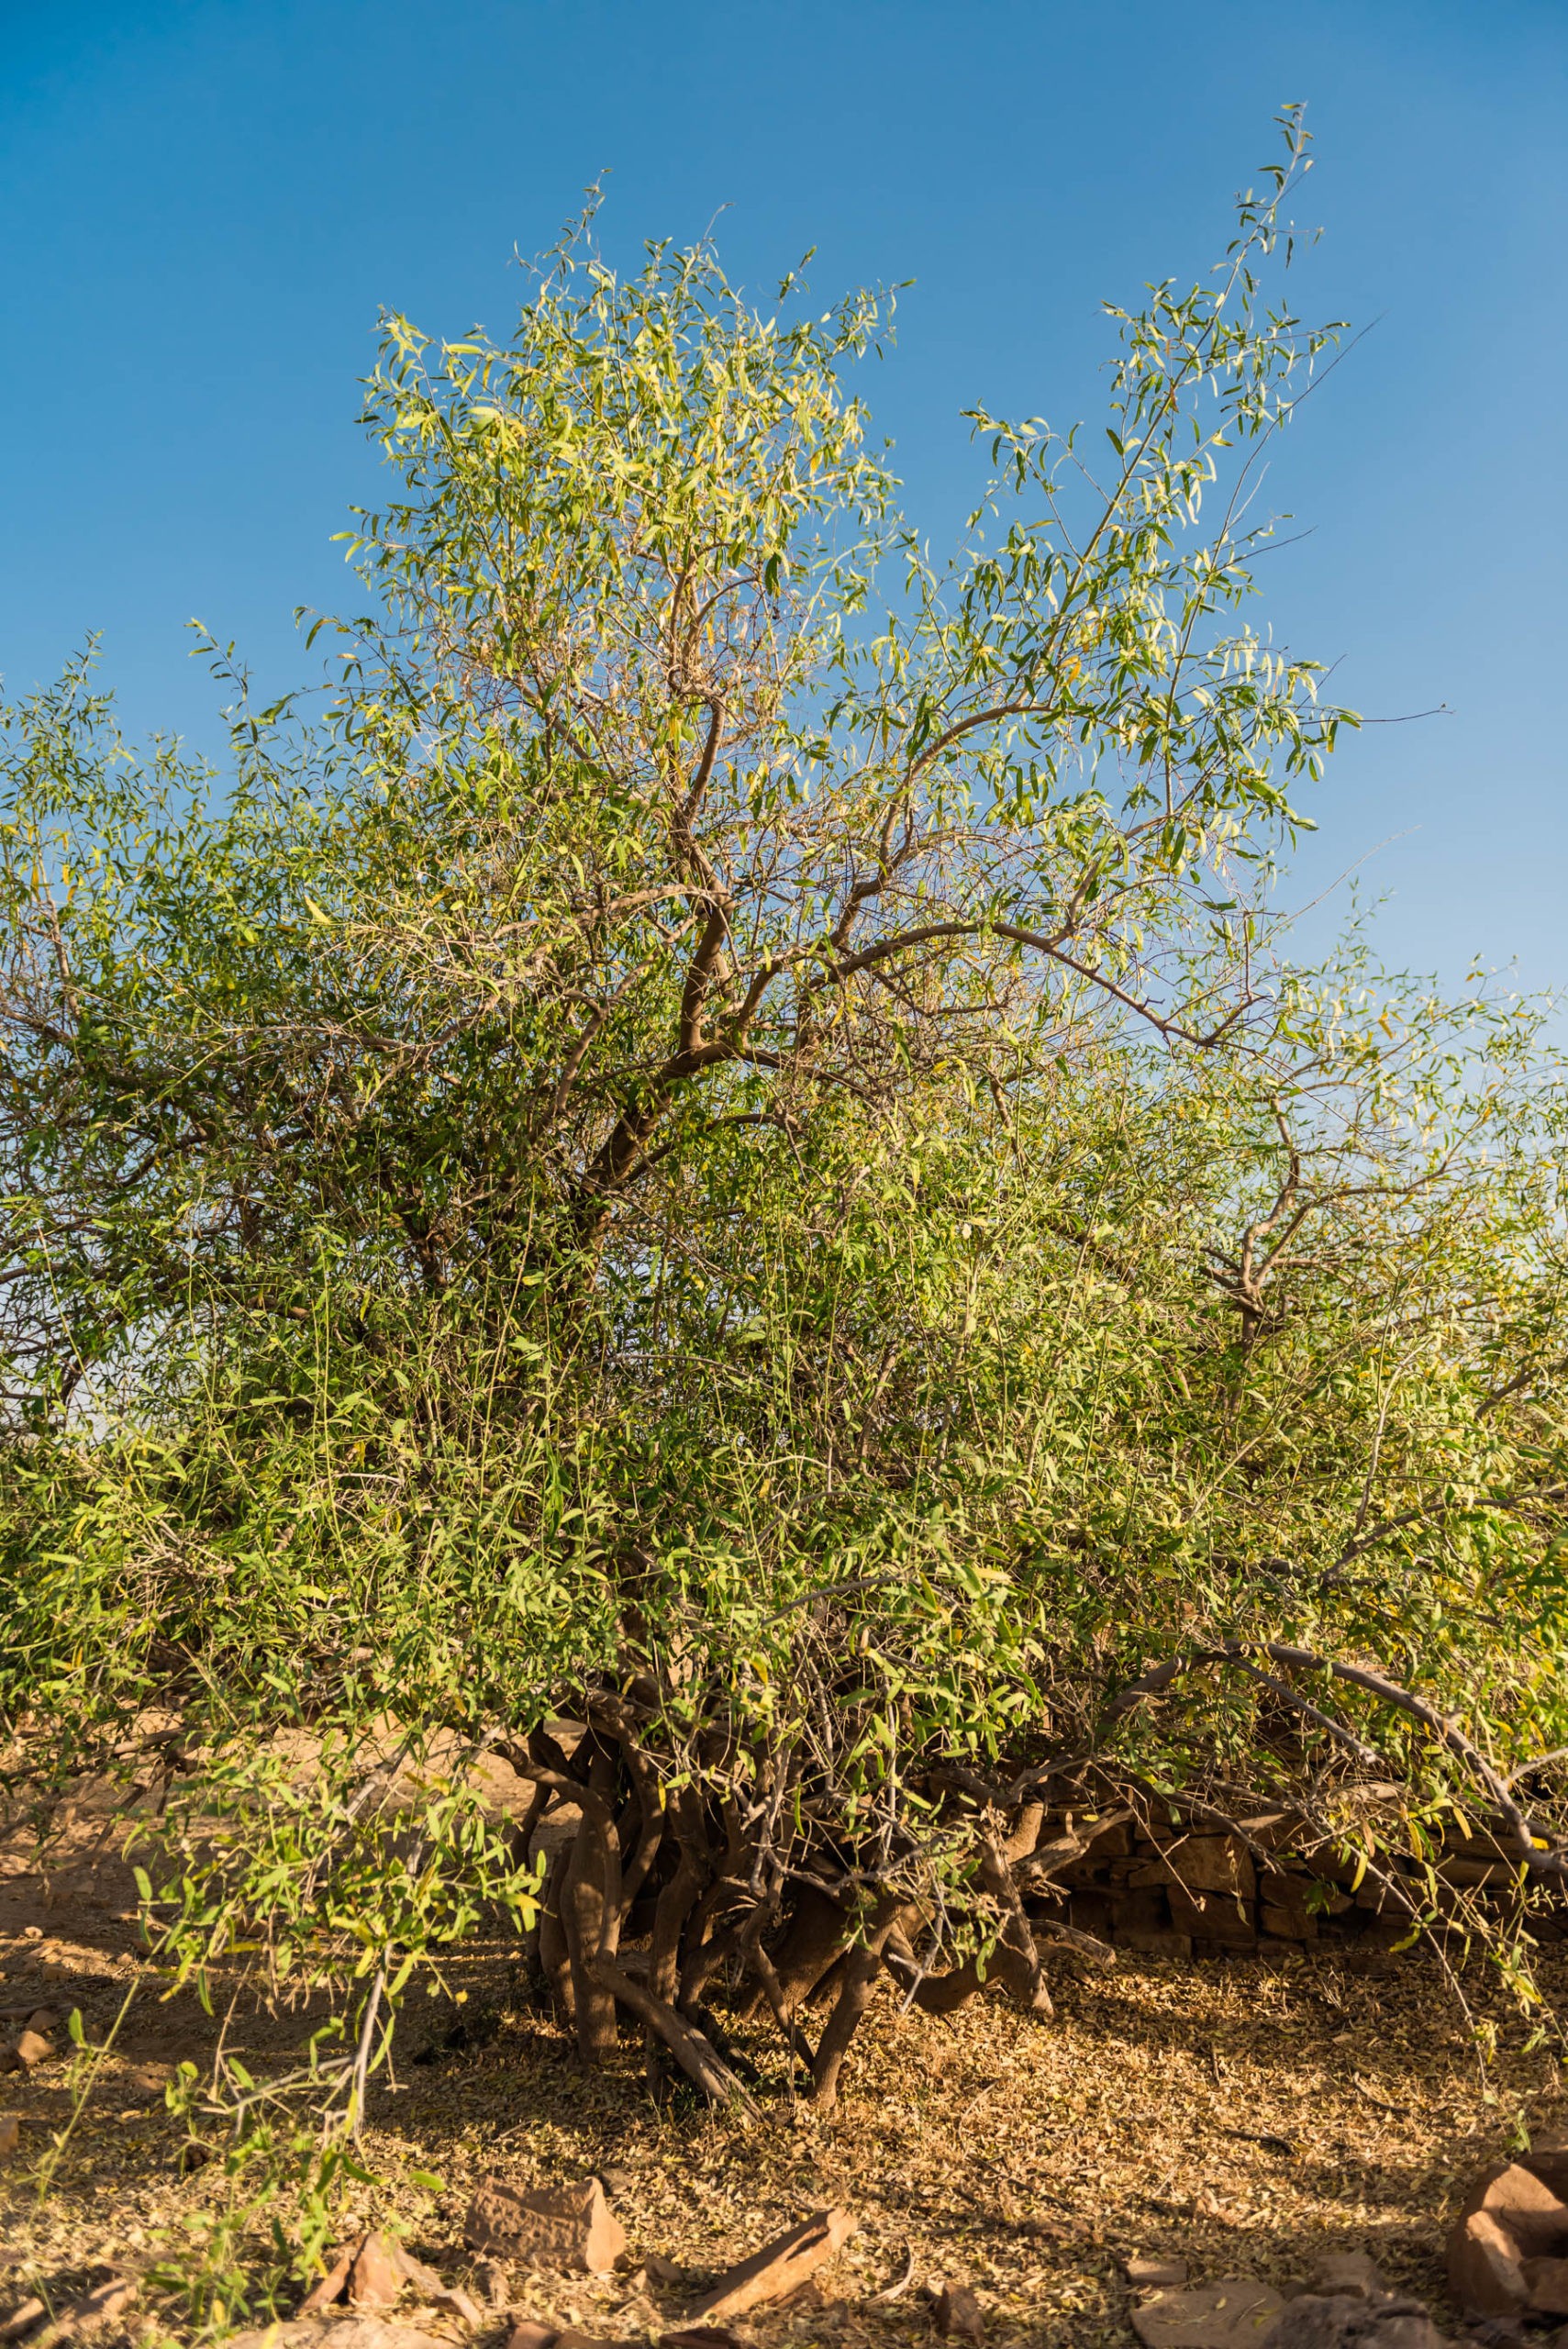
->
[589,1952,759,2117]
[810,1902,897,2109]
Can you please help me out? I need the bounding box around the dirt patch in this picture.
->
[4,1834,1565,2347]
[4,1773,1564,2343]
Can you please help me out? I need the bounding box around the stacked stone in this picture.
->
[1023,1808,1560,1960]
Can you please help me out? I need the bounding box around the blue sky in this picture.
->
[3,0,1563,996]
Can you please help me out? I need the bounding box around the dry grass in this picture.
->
[4,1837,1565,2349]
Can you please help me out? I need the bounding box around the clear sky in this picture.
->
[3,0,1563,997]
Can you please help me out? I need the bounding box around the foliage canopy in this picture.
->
[2,114,1565,2123]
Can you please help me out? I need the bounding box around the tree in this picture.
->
[2,114,1565,2126]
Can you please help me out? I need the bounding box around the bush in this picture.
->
[2,113,1565,2120]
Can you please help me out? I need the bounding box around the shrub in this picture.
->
[2,113,1564,2118]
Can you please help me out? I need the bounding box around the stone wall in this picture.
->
[1021,1804,1562,1961]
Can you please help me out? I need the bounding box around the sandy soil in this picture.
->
[3,1780,1562,2347]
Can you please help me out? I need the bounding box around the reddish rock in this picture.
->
[1448,2210,1529,2317]
[1459,2164,1568,2259]
[1133,1837,1257,1901]
[1260,1902,1317,1942]
[1263,2296,1447,2347]
[686,2210,856,2321]
[1166,1887,1256,1947]
[646,2256,701,2288]
[934,2284,985,2341]
[1523,2133,1568,2202]
[1524,2257,1568,2316]
[349,2234,406,2310]
[230,2323,445,2349]
[504,2325,557,2349]
[465,2177,628,2275]
[22,2278,139,2344]
[1109,1888,1173,1935]
[1129,2278,1284,2348]
[394,2249,481,2327]
[1310,2254,1390,2299]
[299,2245,359,2318]
[473,2263,510,2310]
[1117,1929,1195,1961]
[76,2280,139,2333]
[1260,1878,1320,1940]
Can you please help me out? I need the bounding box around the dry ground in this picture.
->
[3,1787,1563,2347]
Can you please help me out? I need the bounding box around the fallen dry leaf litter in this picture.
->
[5,1828,1568,2349]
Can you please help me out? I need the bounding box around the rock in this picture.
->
[1260,1902,1318,1943]
[28,2279,139,2346]
[410,2278,481,2327]
[377,2241,481,2327]
[1260,1880,1320,1941]
[1439,1861,1517,1888]
[1129,2279,1284,2348]
[1118,1930,1195,1961]
[349,2233,407,2310]
[23,2009,57,2036]
[10,2030,52,2070]
[646,2256,703,2288]
[503,2325,557,2349]
[1129,2259,1191,2289]
[1064,1891,1116,1941]
[776,2279,829,2314]
[1111,1889,1173,1936]
[300,2231,480,2325]
[300,2243,360,2317]
[1262,2307,1339,2345]
[423,2285,482,2325]
[0,2115,18,2161]
[1311,2255,1391,2299]
[686,2210,857,2322]
[473,2262,511,2310]
[1524,2257,1568,2316]
[1456,2164,1568,2266]
[1448,2212,1529,2318]
[465,2176,628,2275]
[1523,2133,1568,2202]
[596,2166,636,2198]
[229,2322,446,2349]
[0,2301,45,2343]
[1166,1887,1256,1947]
[1263,2296,1448,2347]
[934,2284,985,2341]
[1179,1839,1258,1900]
